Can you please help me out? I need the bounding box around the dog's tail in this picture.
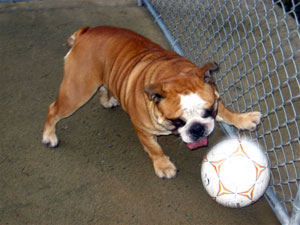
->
[66,26,90,47]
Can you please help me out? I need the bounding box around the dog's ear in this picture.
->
[201,61,219,85]
[144,83,165,103]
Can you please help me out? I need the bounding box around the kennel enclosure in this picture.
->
[138,0,300,224]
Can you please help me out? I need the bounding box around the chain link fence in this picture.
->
[139,0,300,224]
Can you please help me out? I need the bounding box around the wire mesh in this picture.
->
[145,0,300,217]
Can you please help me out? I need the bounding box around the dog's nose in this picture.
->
[189,123,205,141]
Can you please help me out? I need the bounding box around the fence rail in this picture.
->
[140,0,300,224]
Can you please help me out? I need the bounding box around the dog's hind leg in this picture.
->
[42,65,101,147]
[98,86,120,108]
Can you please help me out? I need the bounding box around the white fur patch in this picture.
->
[68,34,75,45]
[216,115,224,122]
[179,93,215,143]
[180,93,206,119]
[64,49,72,60]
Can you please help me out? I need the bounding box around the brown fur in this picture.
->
[43,26,262,178]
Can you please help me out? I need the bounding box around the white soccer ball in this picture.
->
[201,137,270,208]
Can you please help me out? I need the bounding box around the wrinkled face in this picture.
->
[177,92,218,145]
[146,74,219,149]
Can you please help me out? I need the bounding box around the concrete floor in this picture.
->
[0,0,280,224]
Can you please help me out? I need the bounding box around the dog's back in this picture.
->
[64,26,181,110]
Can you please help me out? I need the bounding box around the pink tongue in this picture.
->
[187,138,208,150]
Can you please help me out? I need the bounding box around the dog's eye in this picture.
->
[169,118,186,128]
[203,108,214,118]
[203,104,218,118]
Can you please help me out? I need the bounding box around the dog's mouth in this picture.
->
[186,137,208,150]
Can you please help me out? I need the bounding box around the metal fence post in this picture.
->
[265,187,290,225]
[289,187,300,225]
[142,0,184,56]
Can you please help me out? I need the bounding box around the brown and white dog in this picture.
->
[42,26,261,178]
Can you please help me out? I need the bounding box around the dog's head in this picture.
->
[145,62,219,149]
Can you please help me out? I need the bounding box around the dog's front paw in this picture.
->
[237,111,262,131]
[153,156,177,179]
[42,132,58,148]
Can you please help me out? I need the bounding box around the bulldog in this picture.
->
[42,26,262,178]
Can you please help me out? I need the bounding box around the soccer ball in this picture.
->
[201,137,270,208]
